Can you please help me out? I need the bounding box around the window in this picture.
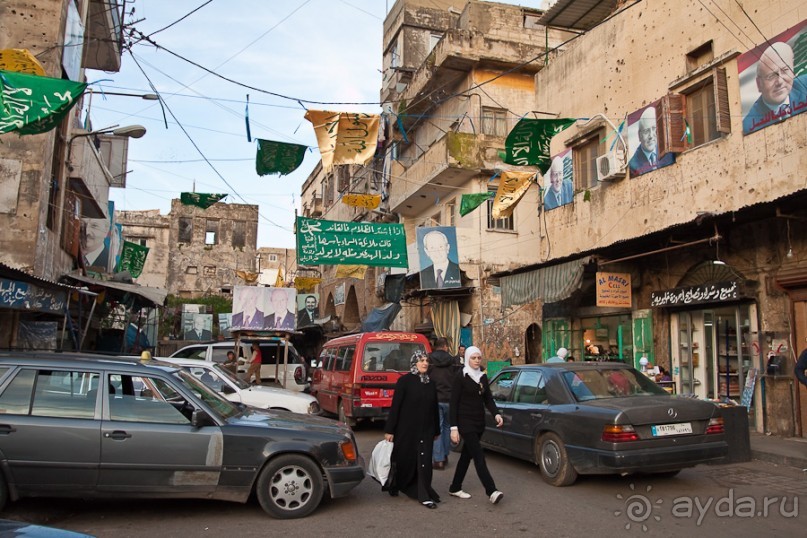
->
[186,266,198,274]
[232,220,246,248]
[662,67,730,152]
[481,107,507,136]
[337,347,356,372]
[0,369,36,414]
[514,371,547,404]
[445,199,456,227]
[431,211,441,226]
[205,219,218,245]
[390,43,399,69]
[489,370,517,402]
[178,217,193,243]
[27,370,98,419]
[107,374,191,424]
[487,189,514,231]
[573,130,604,190]
[268,254,278,262]
[429,33,442,54]
[686,41,714,72]
[204,266,216,277]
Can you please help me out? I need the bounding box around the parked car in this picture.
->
[169,338,307,392]
[158,357,320,415]
[0,352,363,518]
[482,363,728,486]
[310,332,431,426]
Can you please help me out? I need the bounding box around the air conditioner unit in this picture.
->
[596,151,625,182]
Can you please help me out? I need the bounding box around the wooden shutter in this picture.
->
[713,67,731,134]
[656,93,687,156]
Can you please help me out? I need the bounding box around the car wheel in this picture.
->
[338,399,357,428]
[256,455,324,519]
[537,432,578,487]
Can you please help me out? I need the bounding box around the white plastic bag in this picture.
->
[367,439,393,484]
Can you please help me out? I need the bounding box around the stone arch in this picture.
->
[524,323,542,364]
[324,292,336,318]
[343,285,360,325]
[676,260,746,287]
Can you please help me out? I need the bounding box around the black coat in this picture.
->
[384,373,439,497]
[450,371,499,435]
[428,350,460,403]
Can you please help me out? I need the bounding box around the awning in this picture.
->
[500,256,590,308]
[62,273,167,307]
[536,0,618,31]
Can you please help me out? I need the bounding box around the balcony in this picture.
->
[389,131,503,217]
[84,0,123,72]
[67,134,128,218]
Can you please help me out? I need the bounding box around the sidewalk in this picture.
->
[749,431,807,470]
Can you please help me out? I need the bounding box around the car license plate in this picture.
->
[651,422,693,436]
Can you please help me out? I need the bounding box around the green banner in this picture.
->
[296,216,408,267]
[459,192,495,217]
[0,70,87,135]
[116,241,149,278]
[256,139,307,176]
[503,118,576,173]
[180,192,227,209]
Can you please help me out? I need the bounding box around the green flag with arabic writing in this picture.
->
[116,241,149,278]
[296,216,408,267]
[502,118,576,174]
[180,192,227,209]
[459,192,496,217]
[0,70,87,135]
[256,139,307,176]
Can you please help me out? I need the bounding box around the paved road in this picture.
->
[3,423,805,537]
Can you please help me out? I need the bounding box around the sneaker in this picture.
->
[422,500,437,509]
[449,490,471,499]
[489,491,504,504]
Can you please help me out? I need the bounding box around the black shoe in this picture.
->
[432,461,445,470]
[422,501,437,509]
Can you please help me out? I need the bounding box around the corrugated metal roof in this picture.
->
[537,0,619,31]
[0,262,80,291]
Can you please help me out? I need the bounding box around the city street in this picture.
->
[3,423,804,537]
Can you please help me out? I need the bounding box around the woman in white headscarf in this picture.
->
[448,346,504,504]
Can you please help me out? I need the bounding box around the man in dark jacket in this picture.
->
[429,337,460,470]
[796,347,807,388]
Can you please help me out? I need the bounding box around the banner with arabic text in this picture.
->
[341,193,381,209]
[492,171,535,219]
[116,241,149,278]
[255,138,307,176]
[0,70,87,135]
[502,118,576,173]
[296,216,408,267]
[180,192,227,209]
[335,264,367,279]
[304,110,380,170]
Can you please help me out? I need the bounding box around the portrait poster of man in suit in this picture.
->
[627,101,675,178]
[739,20,807,135]
[265,287,296,330]
[417,226,461,290]
[543,149,574,210]
[296,294,320,327]
[231,285,267,330]
[183,314,213,341]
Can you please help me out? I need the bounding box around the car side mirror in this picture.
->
[220,384,236,395]
[191,408,215,428]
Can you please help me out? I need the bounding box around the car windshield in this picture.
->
[212,363,251,389]
[562,368,668,401]
[173,369,242,419]
[362,342,428,372]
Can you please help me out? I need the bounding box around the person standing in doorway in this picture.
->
[448,346,504,504]
[246,342,262,385]
[795,346,807,388]
[428,337,460,470]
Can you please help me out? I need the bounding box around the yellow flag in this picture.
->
[275,267,285,287]
[335,264,367,279]
[304,110,380,171]
[0,48,46,75]
[342,193,381,209]
[294,277,322,292]
[236,270,259,283]
[492,171,535,219]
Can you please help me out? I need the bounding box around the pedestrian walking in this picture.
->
[428,337,461,470]
[384,351,441,509]
[245,342,262,385]
[448,346,504,504]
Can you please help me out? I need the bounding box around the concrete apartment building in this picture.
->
[491,0,806,437]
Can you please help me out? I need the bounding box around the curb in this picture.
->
[751,450,807,470]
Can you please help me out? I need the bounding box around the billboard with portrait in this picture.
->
[231,286,269,331]
[739,19,807,135]
[296,293,320,327]
[543,148,574,211]
[182,313,213,341]
[627,99,675,177]
[417,226,460,290]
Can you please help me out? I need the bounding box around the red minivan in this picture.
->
[310,332,431,426]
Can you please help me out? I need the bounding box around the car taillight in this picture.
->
[602,424,639,442]
[340,440,358,462]
[294,366,303,384]
[705,417,724,434]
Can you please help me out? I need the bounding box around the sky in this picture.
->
[89,0,546,249]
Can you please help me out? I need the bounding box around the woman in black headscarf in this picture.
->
[383,350,441,508]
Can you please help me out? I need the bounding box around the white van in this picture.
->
[169,338,307,392]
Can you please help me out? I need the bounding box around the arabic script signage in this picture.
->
[596,271,632,307]
[296,216,409,267]
[650,280,740,308]
[0,278,67,314]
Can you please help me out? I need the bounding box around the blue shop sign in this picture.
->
[0,278,67,314]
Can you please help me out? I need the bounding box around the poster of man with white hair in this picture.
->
[739,19,807,135]
[627,100,675,177]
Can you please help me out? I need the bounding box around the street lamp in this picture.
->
[67,124,147,167]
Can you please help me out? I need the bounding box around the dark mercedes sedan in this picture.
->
[0,353,364,518]
[482,363,728,486]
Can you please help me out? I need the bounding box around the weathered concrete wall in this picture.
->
[116,209,171,290]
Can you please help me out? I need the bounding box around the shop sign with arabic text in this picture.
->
[0,278,67,314]
[650,280,740,308]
